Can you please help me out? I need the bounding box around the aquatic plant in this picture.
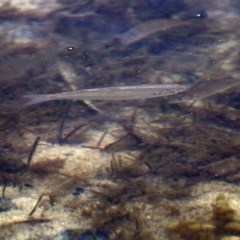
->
[167,194,240,240]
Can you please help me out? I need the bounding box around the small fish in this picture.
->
[23,84,190,107]
[117,19,189,45]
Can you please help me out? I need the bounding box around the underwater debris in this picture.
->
[27,136,40,167]
[81,131,110,150]
[104,135,138,152]
[0,135,40,200]
[57,101,91,143]
[95,130,108,147]
[106,153,149,179]
[57,101,72,143]
[110,212,152,240]
[29,193,55,216]
[59,121,91,144]
[82,192,153,240]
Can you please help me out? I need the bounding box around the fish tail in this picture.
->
[22,94,51,107]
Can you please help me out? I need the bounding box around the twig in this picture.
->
[58,101,72,143]
[29,193,54,216]
[27,136,40,167]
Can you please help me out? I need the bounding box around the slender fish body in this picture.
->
[23,84,190,107]
[118,19,189,45]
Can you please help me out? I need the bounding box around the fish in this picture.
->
[23,84,190,107]
[175,78,240,101]
[117,19,190,45]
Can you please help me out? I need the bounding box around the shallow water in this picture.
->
[1,1,240,239]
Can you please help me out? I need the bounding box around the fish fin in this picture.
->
[22,94,50,107]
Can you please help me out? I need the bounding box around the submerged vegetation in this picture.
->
[1,0,240,239]
[167,194,240,240]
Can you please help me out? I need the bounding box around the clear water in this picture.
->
[0,1,240,239]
